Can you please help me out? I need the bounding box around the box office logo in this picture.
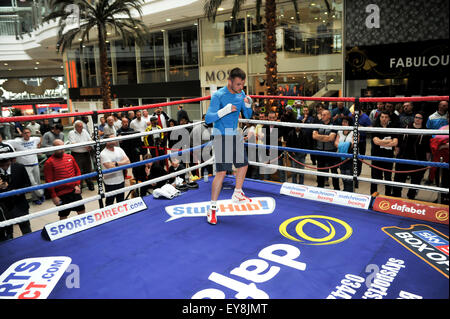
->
[279,215,353,245]
[382,224,449,278]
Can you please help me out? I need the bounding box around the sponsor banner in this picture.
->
[44,197,147,241]
[0,257,72,299]
[279,215,353,245]
[382,224,449,278]
[280,183,371,210]
[165,197,275,222]
[373,195,449,225]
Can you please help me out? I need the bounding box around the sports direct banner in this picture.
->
[44,197,147,240]
[280,183,371,210]
[0,257,72,299]
[373,195,449,225]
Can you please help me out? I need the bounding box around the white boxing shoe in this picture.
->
[207,208,217,225]
[232,190,252,204]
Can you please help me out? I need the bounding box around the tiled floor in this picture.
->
[12,153,439,239]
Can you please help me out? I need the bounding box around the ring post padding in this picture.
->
[353,97,360,191]
[92,110,105,208]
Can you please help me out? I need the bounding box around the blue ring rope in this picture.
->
[0,142,211,200]
[1,140,446,200]
[245,143,449,168]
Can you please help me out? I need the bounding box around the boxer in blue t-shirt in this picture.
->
[204,68,253,225]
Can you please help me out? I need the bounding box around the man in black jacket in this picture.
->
[134,154,168,196]
[370,111,398,196]
[312,109,340,190]
[117,117,142,179]
[261,111,285,182]
[286,126,309,184]
[392,112,430,199]
[0,149,32,241]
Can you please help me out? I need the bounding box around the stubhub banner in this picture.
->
[43,197,147,241]
[165,197,276,222]
[280,183,371,210]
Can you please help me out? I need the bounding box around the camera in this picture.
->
[0,173,11,185]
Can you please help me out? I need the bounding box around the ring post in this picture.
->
[352,97,360,191]
[92,111,105,208]
[438,156,443,203]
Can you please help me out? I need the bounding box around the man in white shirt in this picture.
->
[113,113,122,131]
[153,107,169,128]
[130,110,148,132]
[100,134,130,206]
[25,121,41,136]
[103,116,117,137]
[68,120,95,191]
[8,128,45,204]
[142,110,151,127]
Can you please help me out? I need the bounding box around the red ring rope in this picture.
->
[286,152,351,170]
[1,95,448,124]
[358,159,430,173]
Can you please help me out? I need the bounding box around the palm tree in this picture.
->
[204,0,300,96]
[43,0,148,109]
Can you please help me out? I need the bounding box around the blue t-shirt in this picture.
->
[205,86,253,136]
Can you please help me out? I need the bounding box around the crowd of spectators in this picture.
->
[0,98,448,240]
[243,98,448,204]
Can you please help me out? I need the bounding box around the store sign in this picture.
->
[200,64,247,87]
[346,40,449,80]
[389,55,449,69]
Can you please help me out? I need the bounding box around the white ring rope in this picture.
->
[239,119,449,135]
[0,157,214,228]
[0,121,204,160]
[249,160,448,193]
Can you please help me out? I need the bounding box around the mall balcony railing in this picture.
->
[0,1,52,38]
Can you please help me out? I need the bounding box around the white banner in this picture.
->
[0,257,72,299]
[280,183,371,210]
[44,197,147,241]
[165,197,276,222]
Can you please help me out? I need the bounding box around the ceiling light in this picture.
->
[218,7,224,11]
[34,67,38,70]
[36,61,40,64]
[166,18,171,22]
[8,68,12,71]
[3,63,8,66]
[78,38,82,41]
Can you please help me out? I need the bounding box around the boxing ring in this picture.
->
[0,95,448,300]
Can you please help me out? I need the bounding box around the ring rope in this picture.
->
[0,121,204,161]
[0,157,214,228]
[0,96,211,124]
[0,142,211,200]
[286,152,351,170]
[248,160,448,193]
[358,159,430,174]
[248,95,449,103]
[245,143,448,169]
[239,119,449,136]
